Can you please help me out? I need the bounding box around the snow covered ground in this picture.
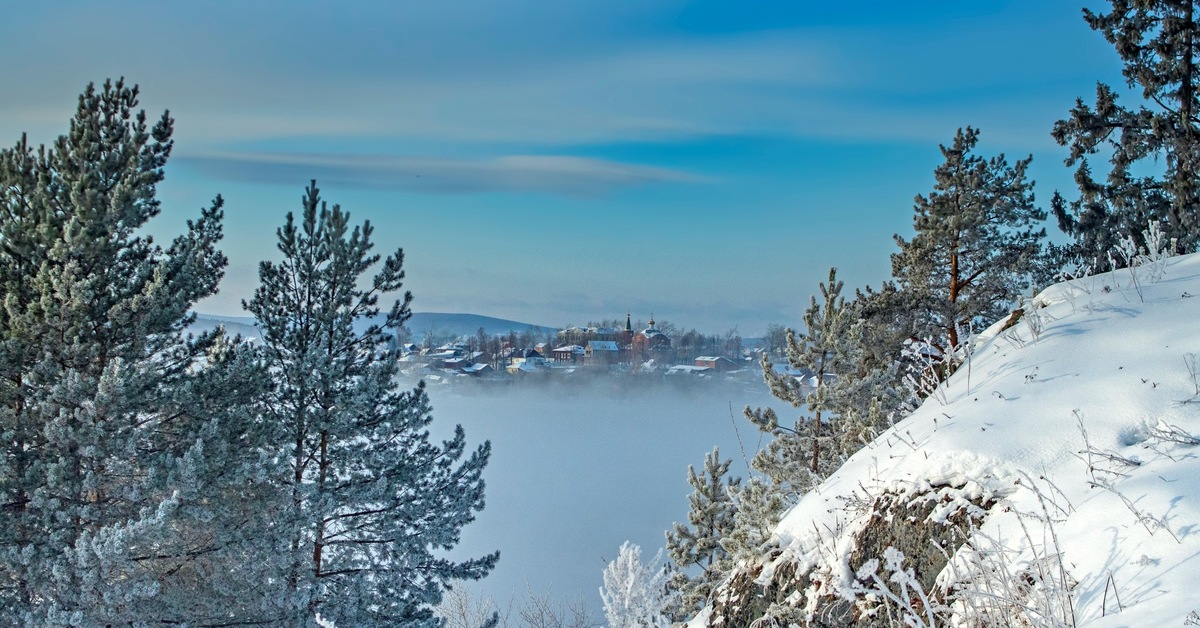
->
[748,252,1200,625]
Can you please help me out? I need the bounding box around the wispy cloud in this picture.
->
[177,152,706,197]
[0,1,1104,152]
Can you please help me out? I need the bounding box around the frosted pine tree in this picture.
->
[720,476,785,563]
[0,79,268,625]
[246,181,497,626]
[664,447,739,622]
[600,541,671,628]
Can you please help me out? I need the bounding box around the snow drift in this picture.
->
[695,251,1200,626]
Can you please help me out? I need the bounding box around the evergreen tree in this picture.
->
[746,269,867,497]
[1053,0,1200,264]
[892,127,1044,365]
[0,79,264,625]
[746,270,906,504]
[664,447,739,622]
[246,181,497,626]
[720,476,785,564]
[600,541,671,628]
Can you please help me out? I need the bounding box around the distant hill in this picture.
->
[191,311,554,342]
[406,312,554,339]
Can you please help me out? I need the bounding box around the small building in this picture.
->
[695,356,738,372]
[586,340,620,366]
[461,363,494,377]
[506,361,547,376]
[426,351,460,368]
[552,345,585,363]
[508,348,546,368]
[443,357,472,370]
[667,365,712,376]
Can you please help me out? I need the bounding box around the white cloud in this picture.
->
[177,151,707,197]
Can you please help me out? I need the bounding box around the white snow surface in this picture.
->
[718,253,1200,625]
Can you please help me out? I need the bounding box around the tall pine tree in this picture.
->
[0,79,264,625]
[246,181,497,626]
[1053,0,1200,264]
[892,127,1044,366]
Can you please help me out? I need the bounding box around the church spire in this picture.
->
[626,311,632,332]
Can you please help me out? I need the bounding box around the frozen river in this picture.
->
[424,377,781,618]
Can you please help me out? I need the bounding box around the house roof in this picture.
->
[667,365,712,374]
[462,363,492,373]
[587,340,619,351]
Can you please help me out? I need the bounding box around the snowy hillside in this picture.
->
[697,252,1200,626]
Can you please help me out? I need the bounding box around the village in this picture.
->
[397,313,803,388]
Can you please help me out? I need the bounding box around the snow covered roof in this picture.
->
[588,340,620,351]
[667,365,712,374]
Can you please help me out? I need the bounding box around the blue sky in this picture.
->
[0,0,1122,334]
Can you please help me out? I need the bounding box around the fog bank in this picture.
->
[424,380,781,615]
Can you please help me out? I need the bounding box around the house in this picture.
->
[506,361,547,376]
[667,365,712,376]
[585,340,620,366]
[425,351,461,368]
[511,348,546,367]
[461,363,494,377]
[443,357,472,370]
[552,345,585,363]
[695,356,738,372]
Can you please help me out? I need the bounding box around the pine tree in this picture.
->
[600,541,671,628]
[892,127,1045,366]
[720,476,785,563]
[1052,0,1200,265]
[746,268,866,496]
[0,79,264,625]
[664,447,739,622]
[246,181,497,626]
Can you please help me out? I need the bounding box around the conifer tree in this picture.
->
[720,476,785,563]
[891,127,1044,366]
[745,268,870,497]
[0,79,264,625]
[600,541,671,628]
[1053,0,1200,264]
[246,181,497,626]
[664,447,739,622]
